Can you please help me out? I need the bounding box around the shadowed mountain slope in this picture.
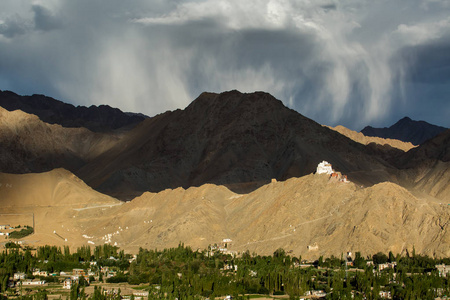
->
[78,90,396,199]
[0,90,146,132]
[361,117,448,145]
[394,129,450,201]
[0,107,120,173]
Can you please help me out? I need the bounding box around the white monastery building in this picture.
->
[316,161,333,175]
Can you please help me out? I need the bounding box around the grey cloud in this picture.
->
[320,4,337,11]
[0,0,449,130]
[400,39,450,85]
[32,5,63,31]
[0,14,29,38]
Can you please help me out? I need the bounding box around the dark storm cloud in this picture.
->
[32,5,63,31]
[0,14,29,38]
[320,4,337,11]
[402,39,450,85]
[0,0,449,129]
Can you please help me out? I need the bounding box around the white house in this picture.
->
[13,273,26,280]
[32,270,48,277]
[316,161,333,175]
[436,264,450,277]
[20,280,46,286]
[63,279,72,290]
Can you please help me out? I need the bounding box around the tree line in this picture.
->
[1,243,450,299]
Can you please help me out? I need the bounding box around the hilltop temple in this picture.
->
[316,161,349,183]
[316,161,333,175]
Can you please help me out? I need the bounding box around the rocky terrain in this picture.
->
[1,169,448,259]
[361,116,448,145]
[0,107,121,173]
[0,89,449,258]
[0,90,146,132]
[76,91,397,199]
[329,125,416,152]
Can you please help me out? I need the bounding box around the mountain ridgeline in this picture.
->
[76,91,397,199]
[0,90,146,132]
[361,116,448,146]
[1,89,450,257]
[0,90,448,202]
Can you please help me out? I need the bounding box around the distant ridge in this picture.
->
[361,117,448,145]
[328,125,416,152]
[0,90,147,132]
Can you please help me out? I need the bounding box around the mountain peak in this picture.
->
[361,117,447,145]
[0,90,146,132]
[398,116,412,123]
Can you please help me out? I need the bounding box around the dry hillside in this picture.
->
[77,91,397,199]
[328,125,416,152]
[1,169,448,260]
[0,107,120,173]
[0,169,122,248]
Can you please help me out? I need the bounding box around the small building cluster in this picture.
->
[0,224,13,237]
[208,239,236,256]
[436,264,450,277]
[307,243,319,251]
[316,161,349,183]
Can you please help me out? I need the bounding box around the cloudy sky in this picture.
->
[0,0,449,130]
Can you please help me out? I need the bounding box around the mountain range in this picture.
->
[0,90,146,132]
[361,116,448,146]
[0,90,449,257]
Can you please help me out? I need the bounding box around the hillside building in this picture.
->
[32,269,48,277]
[436,264,450,277]
[19,279,46,286]
[63,279,72,290]
[13,272,26,280]
[316,161,333,175]
[316,161,350,183]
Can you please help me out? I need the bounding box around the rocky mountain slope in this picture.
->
[361,116,448,145]
[0,90,146,132]
[76,91,397,200]
[329,125,416,152]
[394,129,450,201]
[1,89,447,202]
[2,169,448,259]
[0,107,121,173]
[1,89,449,258]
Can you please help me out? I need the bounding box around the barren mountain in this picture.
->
[0,90,146,132]
[0,89,448,204]
[0,107,120,173]
[2,169,449,259]
[0,169,121,248]
[1,89,448,259]
[77,91,397,200]
[394,129,450,201]
[329,125,416,152]
[361,116,448,145]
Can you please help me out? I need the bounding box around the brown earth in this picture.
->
[1,169,448,260]
[0,91,449,259]
[77,91,398,199]
[0,107,121,174]
[328,125,416,152]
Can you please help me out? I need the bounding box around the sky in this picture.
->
[0,0,449,130]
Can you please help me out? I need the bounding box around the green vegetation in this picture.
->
[8,225,34,239]
[1,244,450,299]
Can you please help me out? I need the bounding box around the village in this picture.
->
[2,240,450,300]
[1,162,449,299]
